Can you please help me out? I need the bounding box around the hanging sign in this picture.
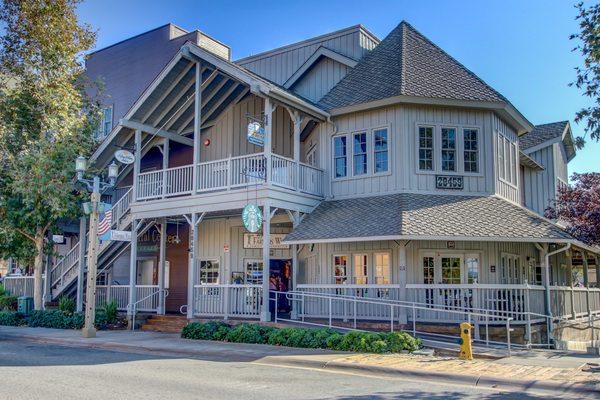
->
[247,121,265,147]
[242,204,262,233]
[110,230,132,242]
[114,149,135,165]
[243,233,289,249]
[52,235,65,244]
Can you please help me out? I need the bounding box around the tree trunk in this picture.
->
[33,228,45,310]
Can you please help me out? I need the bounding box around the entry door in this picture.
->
[137,259,156,285]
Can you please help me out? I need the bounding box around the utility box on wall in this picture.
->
[17,296,33,315]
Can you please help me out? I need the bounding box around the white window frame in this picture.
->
[244,258,264,285]
[373,251,392,284]
[331,124,392,181]
[500,253,521,284]
[463,128,479,173]
[419,250,482,284]
[197,258,220,285]
[417,125,436,172]
[440,126,458,172]
[415,122,482,177]
[497,130,518,188]
[352,253,369,284]
[95,105,113,141]
[465,253,480,284]
[352,131,369,176]
[373,127,390,175]
[333,254,349,284]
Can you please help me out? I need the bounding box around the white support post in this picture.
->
[158,218,167,315]
[539,243,551,318]
[399,242,408,325]
[128,219,139,318]
[192,62,202,194]
[261,203,271,322]
[76,216,87,313]
[264,98,273,184]
[187,213,198,319]
[292,112,302,191]
[133,129,141,201]
[162,139,170,199]
[291,210,300,319]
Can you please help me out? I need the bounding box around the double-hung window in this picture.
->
[463,129,479,173]
[95,106,113,141]
[441,127,457,172]
[333,136,347,178]
[353,132,368,176]
[333,255,348,284]
[418,126,434,171]
[373,128,389,173]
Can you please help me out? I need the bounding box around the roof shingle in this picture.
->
[319,21,506,111]
[284,193,573,243]
[520,121,569,150]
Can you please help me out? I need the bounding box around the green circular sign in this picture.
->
[242,204,262,233]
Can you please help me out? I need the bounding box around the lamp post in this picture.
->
[75,155,119,338]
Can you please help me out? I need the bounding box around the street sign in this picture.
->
[52,235,65,244]
[110,230,132,242]
[247,121,264,147]
[114,149,135,165]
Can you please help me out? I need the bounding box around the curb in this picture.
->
[1,331,597,396]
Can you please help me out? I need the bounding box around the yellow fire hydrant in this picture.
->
[459,322,473,360]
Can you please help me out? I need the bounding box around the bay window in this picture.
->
[441,127,457,172]
[463,128,479,173]
[353,132,368,176]
[374,128,389,173]
[333,136,347,178]
[418,126,434,171]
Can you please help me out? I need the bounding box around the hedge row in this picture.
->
[181,322,422,353]
[0,308,118,330]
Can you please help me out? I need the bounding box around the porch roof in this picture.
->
[284,193,597,252]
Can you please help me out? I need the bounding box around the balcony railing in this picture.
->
[135,153,325,201]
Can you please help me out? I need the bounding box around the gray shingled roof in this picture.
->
[520,121,569,150]
[285,193,573,243]
[319,21,507,110]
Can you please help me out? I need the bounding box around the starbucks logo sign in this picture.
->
[242,204,262,233]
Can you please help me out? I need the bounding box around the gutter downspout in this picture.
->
[543,242,571,336]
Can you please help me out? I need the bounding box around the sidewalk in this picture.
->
[1,326,598,396]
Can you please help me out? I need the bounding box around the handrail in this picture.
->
[128,288,169,331]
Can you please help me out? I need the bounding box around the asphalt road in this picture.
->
[0,339,585,400]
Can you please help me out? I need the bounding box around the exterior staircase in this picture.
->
[49,187,133,299]
[140,315,189,333]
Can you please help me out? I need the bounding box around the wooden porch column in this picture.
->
[127,219,139,317]
[292,112,302,191]
[192,62,202,194]
[187,213,199,319]
[398,241,408,325]
[161,139,170,199]
[76,216,87,313]
[158,218,167,315]
[595,255,600,288]
[583,251,590,288]
[132,129,141,201]
[261,203,271,322]
[566,249,573,287]
[264,98,273,184]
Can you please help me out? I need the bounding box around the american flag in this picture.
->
[98,206,112,237]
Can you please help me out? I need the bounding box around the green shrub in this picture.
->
[225,323,275,344]
[0,311,24,326]
[103,300,118,324]
[0,284,6,297]
[182,322,421,354]
[0,294,18,311]
[58,296,76,314]
[27,310,84,329]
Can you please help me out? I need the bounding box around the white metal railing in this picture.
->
[271,154,296,189]
[299,162,324,196]
[135,153,325,201]
[96,285,162,313]
[111,187,133,229]
[193,284,262,318]
[2,276,37,297]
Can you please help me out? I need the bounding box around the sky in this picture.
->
[77,0,599,177]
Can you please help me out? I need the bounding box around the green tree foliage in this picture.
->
[0,0,98,309]
[570,2,600,148]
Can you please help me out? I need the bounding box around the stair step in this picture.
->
[140,324,185,333]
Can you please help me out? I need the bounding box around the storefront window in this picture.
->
[245,260,263,285]
[199,260,219,284]
[374,253,391,284]
[334,255,348,284]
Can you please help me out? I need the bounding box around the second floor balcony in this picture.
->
[135,152,325,203]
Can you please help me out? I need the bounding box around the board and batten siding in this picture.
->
[199,95,294,162]
[522,145,556,215]
[324,104,498,199]
[298,239,541,286]
[291,57,351,103]
[237,28,377,86]
[492,114,520,204]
